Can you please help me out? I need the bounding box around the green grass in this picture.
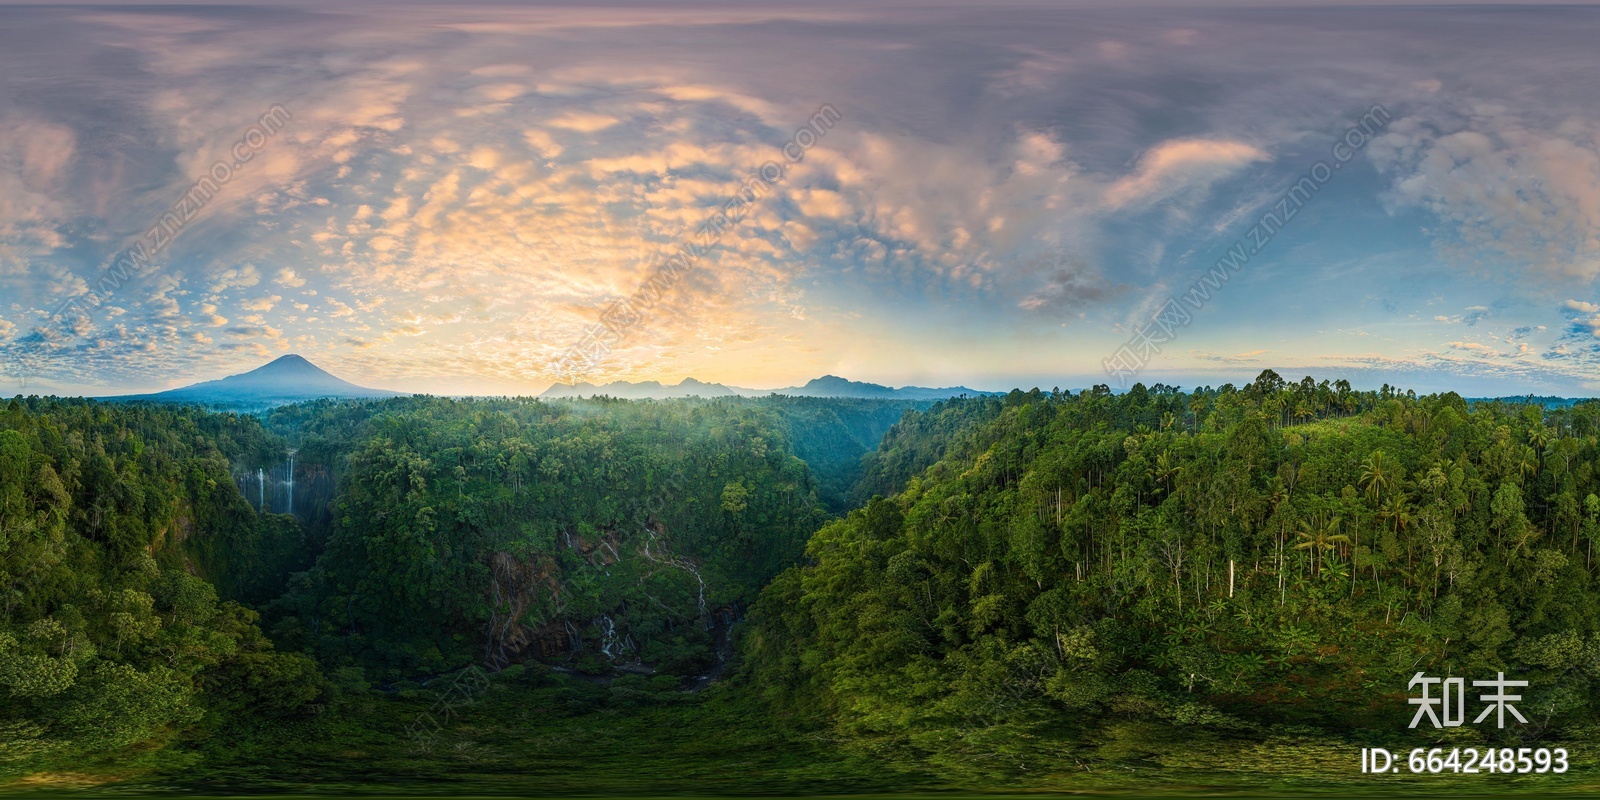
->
[5,672,1598,797]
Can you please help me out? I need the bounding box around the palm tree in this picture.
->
[1376,493,1409,533]
[1528,425,1551,455]
[1268,479,1289,602]
[1377,493,1414,570]
[1359,451,1392,506]
[1153,450,1182,496]
[1516,444,1539,480]
[1294,515,1349,577]
[1295,402,1314,426]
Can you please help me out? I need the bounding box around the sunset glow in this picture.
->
[3,2,1600,396]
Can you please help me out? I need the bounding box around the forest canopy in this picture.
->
[0,398,318,766]
[748,373,1600,760]
[6,374,1600,788]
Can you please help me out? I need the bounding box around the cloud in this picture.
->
[1569,318,1600,339]
[476,83,526,102]
[1193,349,1268,364]
[1436,305,1491,326]
[208,266,261,293]
[1555,299,1600,341]
[1373,112,1600,280]
[1017,252,1126,313]
[5,2,1600,396]
[226,324,280,338]
[0,116,77,253]
[522,129,565,159]
[4,117,76,191]
[240,295,282,312]
[1104,139,1270,210]
[546,111,622,132]
[198,302,228,327]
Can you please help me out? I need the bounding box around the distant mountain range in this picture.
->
[102,354,1000,411]
[540,374,1003,401]
[539,377,742,400]
[1465,395,1593,409]
[109,354,402,410]
[102,356,1600,411]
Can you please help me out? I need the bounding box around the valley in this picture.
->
[5,371,1600,794]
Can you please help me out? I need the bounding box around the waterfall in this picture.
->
[235,453,323,518]
[596,614,620,659]
[641,528,709,628]
[690,565,707,625]
[286,450,295,516]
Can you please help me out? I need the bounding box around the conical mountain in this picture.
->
[112,354,402,409]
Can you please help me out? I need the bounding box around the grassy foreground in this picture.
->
[4,669,1598,798]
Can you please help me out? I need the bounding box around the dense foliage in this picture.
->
[850,394,1009,505]
[0,399,318,768]
[756,396,936,511]
[12,378,1600,792]
[263,396,832,678]
[749,372,1600,760]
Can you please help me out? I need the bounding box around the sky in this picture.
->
[3,1,1600,397]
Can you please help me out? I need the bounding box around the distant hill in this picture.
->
[1466,395,1595,409]
[768,374,1000,400]
[540,373,1001,400]
[541,377,741,400]
[109,354,403,410]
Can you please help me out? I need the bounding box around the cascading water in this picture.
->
[286,450,295,516]
[235,454,324,518]
[689,564,707,625]
[596,614,620,659]
[642,528,710,628]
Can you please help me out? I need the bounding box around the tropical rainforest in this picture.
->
[4,373,1600,794]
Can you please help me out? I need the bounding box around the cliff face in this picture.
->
[484,549,565,662]
[231,454,336,524]
[258,395,830,678]
[481,523,732,679]
[147,497,195,555]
